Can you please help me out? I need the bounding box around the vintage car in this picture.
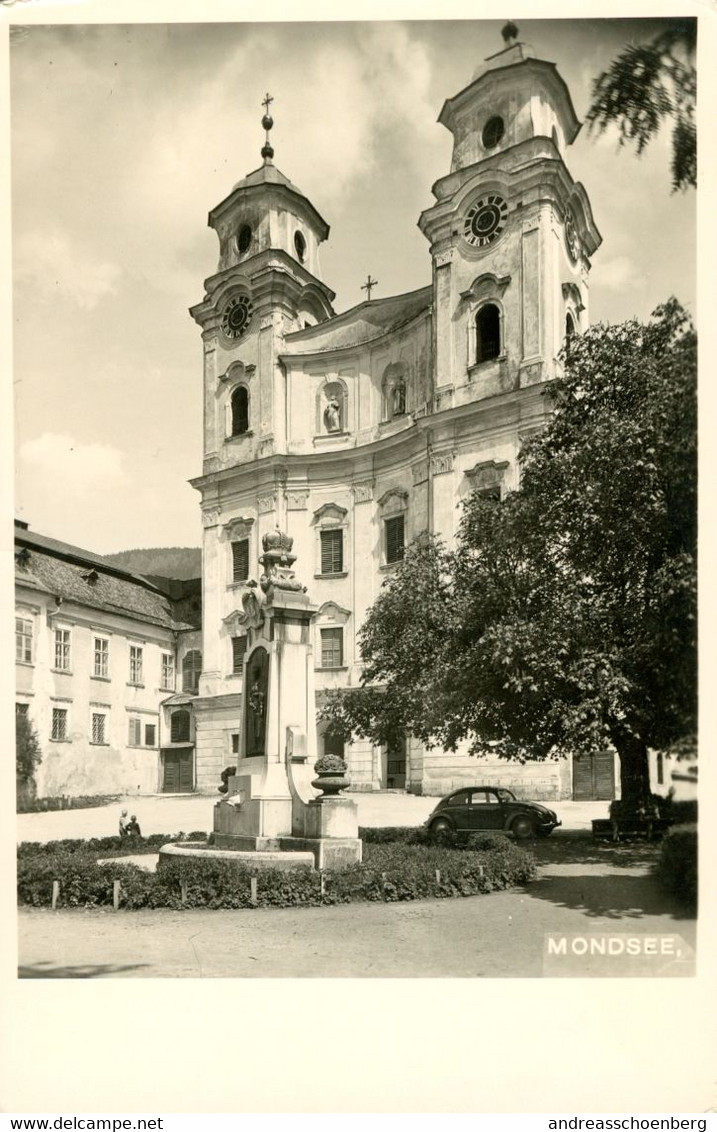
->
[424,786,561,839]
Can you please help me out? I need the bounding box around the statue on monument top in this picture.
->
[258,527,307,599]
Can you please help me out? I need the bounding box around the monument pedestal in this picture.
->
[189,528,364,870]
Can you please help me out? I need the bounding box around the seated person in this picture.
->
[118,809,130,838]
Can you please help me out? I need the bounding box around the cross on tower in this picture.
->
[361,274,378,301]
[262,92,274,115]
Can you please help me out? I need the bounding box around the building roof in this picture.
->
[14,527,195,632]
[209,161,330,241]
[283,285,432,357]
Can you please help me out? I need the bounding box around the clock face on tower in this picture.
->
[221,294,254,341]
[564,209,580,263]
[463,195,508,248]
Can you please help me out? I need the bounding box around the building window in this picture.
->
[16,702,29,717]
[129,645,144,685]
[482,115,505,149]
[91,712,107,745]
[232,539,250,583]
[128,717,142,746]
[51,708,68,741]
[182,650,202,693]
[323,733,345,760]
[231,733,240,755]
[320,529,343,575]
[565,311,577,348]
[161,652,175,690]
[93,637,109,678]
[476,304,501,363]
[320,627,343,669]
[54,628,71,671]
[171,709,191,743]
[385,515,405,565]
[231,386,250,436]
[145,723,156,747]
[16,617,33,663]
[232,636,247,674]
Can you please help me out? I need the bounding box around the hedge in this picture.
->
[17,794,121,814]
[18,832,207,859]
[17,834,536,910]
[654,823,697,908]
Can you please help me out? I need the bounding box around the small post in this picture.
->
[435,869,441,885]
[320,872,326,896]
[113,879,121,911]
[180,881,188,906]
[250,876,258,906]
[477,865,484,878]
[51,880,60,910]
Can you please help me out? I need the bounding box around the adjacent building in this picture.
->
[14,522,202,797]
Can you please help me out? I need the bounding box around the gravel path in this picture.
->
[18,856,695,979]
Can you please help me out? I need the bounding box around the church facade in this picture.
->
[188,29,611,800]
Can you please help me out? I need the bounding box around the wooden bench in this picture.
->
[591,817,672,842]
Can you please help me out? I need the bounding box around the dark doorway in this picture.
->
[386,738,407,789]
[572,750,615,800]
[162,749,194,793]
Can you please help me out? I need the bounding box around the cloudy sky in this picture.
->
[10,14,696,554]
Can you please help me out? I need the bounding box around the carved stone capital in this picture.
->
[286,489,310,512]
[434,248,455,268]
[431,452,454,476]
[257,495,276,515]
[352,481,373,504]
[202,508,221,528]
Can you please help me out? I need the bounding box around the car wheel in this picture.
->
[430,818,453,839]
[511,815,536,840]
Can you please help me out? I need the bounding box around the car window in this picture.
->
[495,788,516,803]
[468,791,490,805]
[448,791,470,806]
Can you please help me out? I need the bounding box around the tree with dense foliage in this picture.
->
[16,711,43,805]
[586,19,696,192]
[320,301,697,813]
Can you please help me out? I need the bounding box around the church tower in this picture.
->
[188,99,336,783]
[190,96,335,480]
[419,22,601,401]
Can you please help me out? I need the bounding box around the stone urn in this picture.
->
[312,753,350,797]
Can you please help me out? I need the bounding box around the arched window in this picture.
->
[476,304,501,363]
[565,311,576,340]
[231,386,249,436]
[170,709,191,743]
[182,649,202,693]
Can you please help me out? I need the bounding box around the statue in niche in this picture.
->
[324,397,342,433]
[247,678,266,753]
[392,378,406,417]
[245,646,269,757]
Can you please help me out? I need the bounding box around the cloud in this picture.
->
[14,231,121,311]
[594,255,646,292]
[17,433,128,545]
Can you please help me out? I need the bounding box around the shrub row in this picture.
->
[17,794,121,815]
[17,832,207,859]
[654,823,697,908]
[17,835,536,910]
